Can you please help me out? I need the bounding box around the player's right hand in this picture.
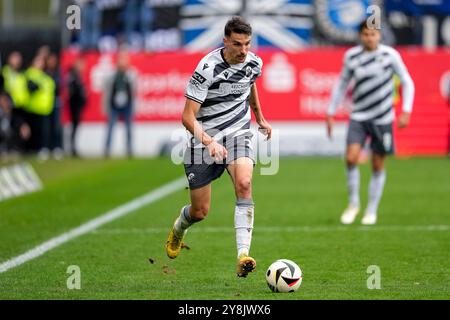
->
[326,115,334,139]
[398,112,411,129]
[207,140,228,162]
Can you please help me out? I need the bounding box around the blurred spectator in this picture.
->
[0,89,31,155]
[46,53,64,160]
[2,52,30,123]
[37,45,51,61]
[78,0,102,51]
[25,55,56,156]
[124,0,154,50]
[104,52,135,158]
[67,56,87,157]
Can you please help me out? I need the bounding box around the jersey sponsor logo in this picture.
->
[223,71,229,79]
[189,78,201,88]
[192,71,206,84]
[202,63,209,70]
[219,82,250,95]
[354,63,383,78]
[354,54,387,78]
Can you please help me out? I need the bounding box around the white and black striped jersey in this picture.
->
[328,44,414,125]
[185,47,263,146]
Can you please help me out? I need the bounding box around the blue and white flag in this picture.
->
[180,0,314,51]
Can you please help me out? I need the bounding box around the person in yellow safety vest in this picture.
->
[2,51,30,111]
[24,55,55,153]
[26,57,55,116]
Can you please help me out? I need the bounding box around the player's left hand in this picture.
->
[258,120,272,140]
[326,115,334,139]
[398,112,411,129]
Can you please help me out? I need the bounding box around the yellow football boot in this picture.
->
[236,254,256,277]
[165,228,184,259]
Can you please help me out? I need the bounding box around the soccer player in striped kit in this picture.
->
[327,20,415,225]
[165,16,272,277]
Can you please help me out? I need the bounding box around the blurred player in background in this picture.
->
[165,16,272,277]
[67,57,87,157]
[326,20,415,225]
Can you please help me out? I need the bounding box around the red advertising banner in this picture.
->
[61,48,450,155]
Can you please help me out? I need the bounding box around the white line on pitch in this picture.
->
[0,177,186,274]
[90,225,450,235]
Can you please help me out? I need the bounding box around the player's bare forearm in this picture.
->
[182,99,213,146]
[250,84,272,139]
[182,98,227,159]
[249,84,266,124]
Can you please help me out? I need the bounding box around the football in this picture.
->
[266,259,302,293]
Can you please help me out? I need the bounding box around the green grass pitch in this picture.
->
[0,157,449,299]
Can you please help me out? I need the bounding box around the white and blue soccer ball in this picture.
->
[266,259,302,293]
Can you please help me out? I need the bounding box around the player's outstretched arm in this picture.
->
[182,98,228,161]
[391,49,415,129]
[250,84,272,140]
[327,52,352,139]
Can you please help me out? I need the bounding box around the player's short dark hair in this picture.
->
[224,16,252,37]
[358,20,370,33]
[358,19,380,33]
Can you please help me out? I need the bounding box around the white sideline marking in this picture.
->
[91,225,450,235]
[0,177,186,274]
